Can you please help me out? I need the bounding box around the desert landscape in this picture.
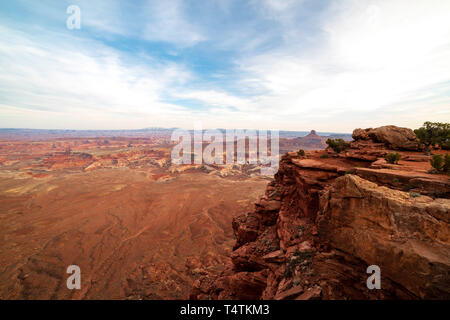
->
[0,131,265,299]
[0,125,448,300]
[1,0,449,306]
[0,128,345,299]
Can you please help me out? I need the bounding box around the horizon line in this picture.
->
[0,127,354,135]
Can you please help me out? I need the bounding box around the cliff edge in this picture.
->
[190,125,450,300]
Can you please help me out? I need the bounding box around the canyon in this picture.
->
[0,126,448,299]
[0,134,269,299]
[0,129,335,299]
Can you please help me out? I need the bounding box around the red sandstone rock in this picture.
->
[191,130,449,300]
[262,250,285,263]
[256,198,281,211]
[352,125,420,150]
[296,286,321,300]
[317,174,450,299]
[274,284,304,300]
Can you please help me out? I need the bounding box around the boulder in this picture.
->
[352,125,420,150]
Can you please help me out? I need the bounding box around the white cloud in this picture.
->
[0,26,193,129]
[1,0,449,132]
[76,0,206,47]
[141,0,206,47]
[231,0,450,131]
[173,90,251,111]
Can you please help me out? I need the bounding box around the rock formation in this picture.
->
[352,125,420,151]
[191,125,450,300]
[279,130,352,153]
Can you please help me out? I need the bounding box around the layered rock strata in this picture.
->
[191,126,450,300]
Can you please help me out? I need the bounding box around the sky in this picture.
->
[0,0,449,132]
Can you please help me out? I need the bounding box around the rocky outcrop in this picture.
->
[352,125,420,151]
[191,126,449,300]
[317,175,450,299]
[355,167,450,198]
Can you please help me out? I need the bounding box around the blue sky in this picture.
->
[0,0,449,132]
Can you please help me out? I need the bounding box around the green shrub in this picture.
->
[443,140,450,150]
[297,149,305,157]
[409,192,421,198]
[326,138,349,153]
[320,154,329,159]
[444,154,450,174]
[414,122,450,154]
[430,154,443,172]
[385,153,401,164]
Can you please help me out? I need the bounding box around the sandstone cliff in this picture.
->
[191,126,450,300]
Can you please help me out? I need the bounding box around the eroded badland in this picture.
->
[0,133,270,299]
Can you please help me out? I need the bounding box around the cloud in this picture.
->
[172,89,251,111]
[0,25,193,129]
[75,0,206,47]
[1,0,449,132]
[230,0,450,131]
[141,0,206,47]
